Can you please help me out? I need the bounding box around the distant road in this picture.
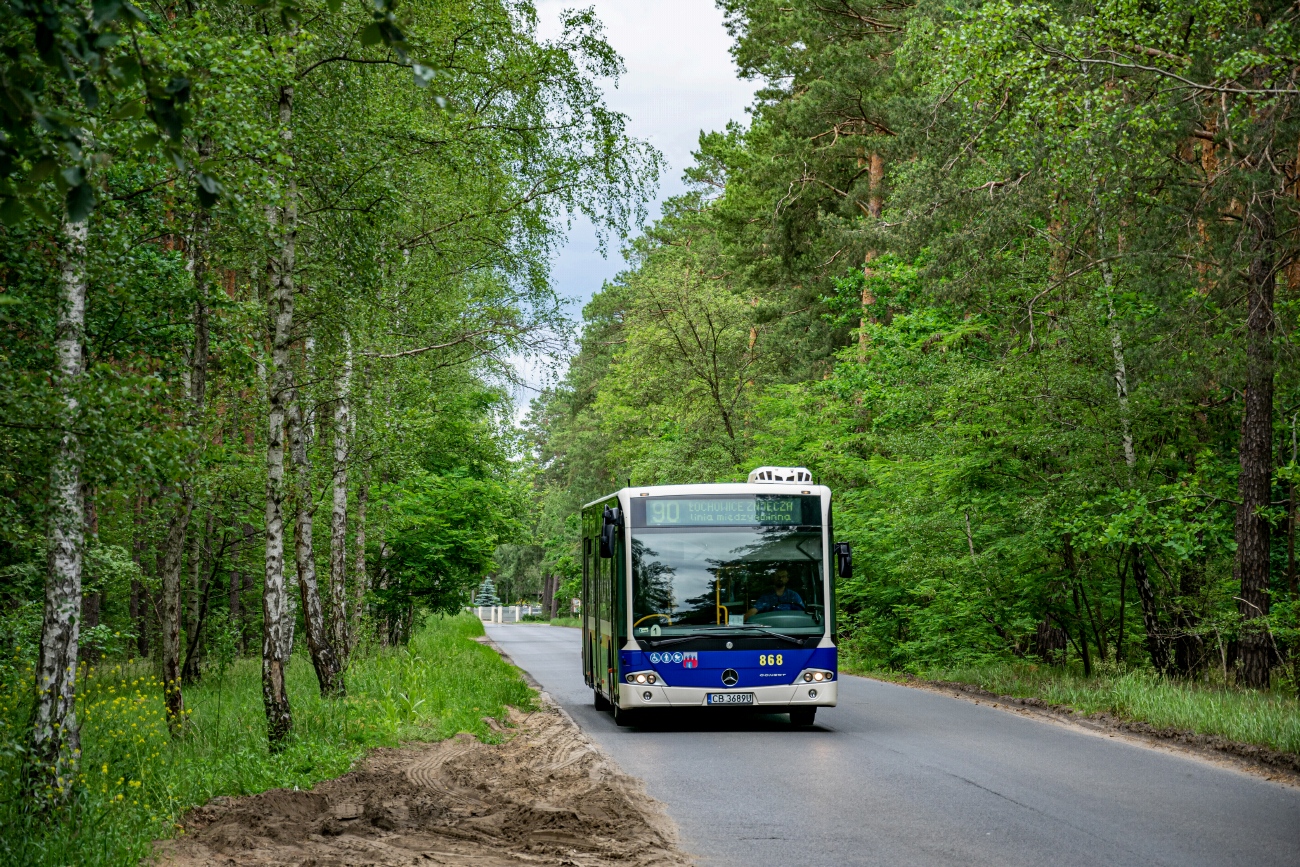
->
[485,623,1300,867]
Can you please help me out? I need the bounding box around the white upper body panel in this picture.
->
[584,481,829,511]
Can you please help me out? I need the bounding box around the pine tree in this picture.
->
[474,577,502,606]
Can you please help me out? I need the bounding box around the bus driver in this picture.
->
[745,567,805,619]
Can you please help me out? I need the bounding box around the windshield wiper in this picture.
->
[640,625,805,647]
[722,625,805,645]
[639,634,698,648]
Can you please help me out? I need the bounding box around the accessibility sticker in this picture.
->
[672,651,684,664]
[649,652,661,664]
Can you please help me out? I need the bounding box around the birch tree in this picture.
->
[329,338,352,665]
[30,213,89,804]
[262,70,297,746]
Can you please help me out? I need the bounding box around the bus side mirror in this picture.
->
[834,542,852,579]
[600,506,623,559]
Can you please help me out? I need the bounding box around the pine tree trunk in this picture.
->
[182,513,219,684]
[1132,551,1169,672]
[181,511,204,684]
[159,486,192,731]
[1236,200,1276,689]
[229,569,242,635]
[329,338,351,666]
[30,215,89,803]
[288,388,344,697]
[131,492,150,657]
[1116,553,1127,663]
[856,151,883,359]
[1288,413,1296,601]
[263,76,298,749]
[162,206,213,724]
[1063,538,1092,677]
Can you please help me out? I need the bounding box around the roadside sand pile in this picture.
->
[158,703,690,867]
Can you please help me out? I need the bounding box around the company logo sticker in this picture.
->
[648,652,661,664]
[682,652,698,669]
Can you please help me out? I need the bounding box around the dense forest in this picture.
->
[0,0,652,813]
[526,0,1300,694]
[3,0,1300,851]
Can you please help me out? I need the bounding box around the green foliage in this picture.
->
[527,0,1300,695]
[0,613,532,867]
[376,471,525,620]
[0,0,655,825]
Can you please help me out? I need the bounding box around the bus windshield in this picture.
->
[630,523,826,639]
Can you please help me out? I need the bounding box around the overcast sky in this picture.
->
[510,1,758,415]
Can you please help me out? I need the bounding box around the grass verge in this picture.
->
[0,612,533,867]
[548,617,581,628]
[847,659,1300,756]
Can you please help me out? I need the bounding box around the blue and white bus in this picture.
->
[581,467,851,726]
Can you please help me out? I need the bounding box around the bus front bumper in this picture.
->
[618,680,838,709]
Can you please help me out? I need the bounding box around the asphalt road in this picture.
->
[485,622,1300,867]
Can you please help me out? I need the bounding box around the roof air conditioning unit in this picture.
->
[747,466,813,484]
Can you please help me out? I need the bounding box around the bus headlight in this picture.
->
[625,671,663,686]
[635,673,648,684]
[800,669,833,683]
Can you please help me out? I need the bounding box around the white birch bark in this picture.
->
[288,382,343,696]
[263,76,297,747]
[1095,193,1167,668]
[329,334,351,664]
[1093,191,1136,477]
[31,215,88,802]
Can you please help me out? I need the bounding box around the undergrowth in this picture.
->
[548,617,581,628]
[0,612,533,866]
[848,658,1300,755]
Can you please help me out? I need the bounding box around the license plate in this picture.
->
[707,693,755,705]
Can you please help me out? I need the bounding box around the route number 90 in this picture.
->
[758,654,784,666]
[649,501,680,524]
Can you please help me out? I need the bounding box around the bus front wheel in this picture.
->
[594,690,611,711]
[790,708,816,727]
[612,703,639,727]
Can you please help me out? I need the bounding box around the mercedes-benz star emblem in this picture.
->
[721,668,739,686]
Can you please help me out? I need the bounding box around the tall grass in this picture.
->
[854,659,1300,755]
[548,617,581,628]
[0,613,533,867]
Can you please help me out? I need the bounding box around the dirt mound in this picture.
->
[158,703,690,866]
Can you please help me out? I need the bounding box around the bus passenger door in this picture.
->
[595,533,606,697]
[582,535,592,687]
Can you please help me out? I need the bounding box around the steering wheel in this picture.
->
[634,613,674,627]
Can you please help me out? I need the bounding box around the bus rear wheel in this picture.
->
[790,708,816,726]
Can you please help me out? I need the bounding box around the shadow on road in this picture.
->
[597,709,834,734]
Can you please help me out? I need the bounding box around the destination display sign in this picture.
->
[640,496,807,527]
